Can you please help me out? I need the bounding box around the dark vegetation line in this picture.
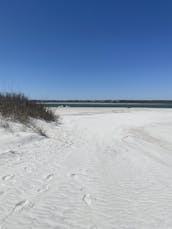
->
[0,93,56,123]
[32,100,172,104]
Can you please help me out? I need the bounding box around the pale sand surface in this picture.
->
[0,108,172,229]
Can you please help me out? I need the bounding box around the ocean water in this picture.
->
[43,103,172,108]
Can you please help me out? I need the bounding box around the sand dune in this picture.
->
[0,108,172,229]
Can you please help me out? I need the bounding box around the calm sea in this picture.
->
[43,103,172,108]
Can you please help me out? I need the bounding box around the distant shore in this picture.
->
[33,100,172,108]
[33,100,172,104]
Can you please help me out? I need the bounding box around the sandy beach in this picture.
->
[0,108,172,229]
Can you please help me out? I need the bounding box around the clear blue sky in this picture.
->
[0,0,172,99]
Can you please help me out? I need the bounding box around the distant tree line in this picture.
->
[32,100,172,104]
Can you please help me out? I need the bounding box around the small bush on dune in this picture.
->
[0,93,56,123]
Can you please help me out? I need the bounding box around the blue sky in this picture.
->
[0,0,172,99]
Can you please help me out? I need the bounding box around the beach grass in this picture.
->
[0,92,56,123]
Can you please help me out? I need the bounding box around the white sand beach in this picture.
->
[0,108,172,229]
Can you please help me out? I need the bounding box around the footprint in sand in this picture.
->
[83,194,92,206]
[37,185,49,193]
[2,175,14,181]
[69,173,85,191]
[37,174,54,193]
[14,200,34,212]
[45,173,54,182]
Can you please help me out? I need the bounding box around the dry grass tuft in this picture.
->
[0,93,56,123]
